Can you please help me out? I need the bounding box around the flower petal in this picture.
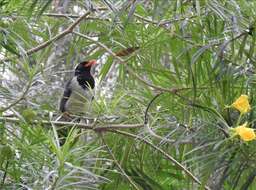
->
[231,95,251,114]
[233,122,256,141]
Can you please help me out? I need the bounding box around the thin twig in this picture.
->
[143,92,182,143]
[100,134,140,190]
[73,31,124,62]
[134,13,198,26]
[144,92,164,125]
[0,81,32,113]
[43,13,111,21]
[111,129,211,190]
[218,31,249,60]
[43,12,197,27]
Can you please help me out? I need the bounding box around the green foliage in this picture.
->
[1,0,256,189]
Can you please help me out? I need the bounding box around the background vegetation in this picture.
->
[1,0,256,189]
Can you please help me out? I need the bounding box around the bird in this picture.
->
[59,59,97,115]
[58,60,97,145]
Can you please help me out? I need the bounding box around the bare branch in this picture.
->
[0,116,143,130]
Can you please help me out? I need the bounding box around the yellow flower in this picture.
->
[231,95,251,114]
[233,122,256,141]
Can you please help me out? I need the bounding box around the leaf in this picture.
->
[21,108,37,122]
[99,56,114,81]
[125,167,164,190]
[0,145,13,167]
[37,0,52,17]
[0,0,8,7]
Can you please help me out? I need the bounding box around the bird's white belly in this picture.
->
[65,78,94,114]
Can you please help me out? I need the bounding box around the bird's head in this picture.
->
[75,60,97,76]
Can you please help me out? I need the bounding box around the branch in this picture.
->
[0,116,143,130]
[111,130,211,190]
[134,13,198,26]
[218,31,250,60]
[0,116,192,144]
[43,13,111,21]
[73,31,124,62]
[26,11,90,55]
[0,11,90,63]
[43,12,198,29]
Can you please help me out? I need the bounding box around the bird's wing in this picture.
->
[59,79,72,112]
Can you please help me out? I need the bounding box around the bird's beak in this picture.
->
[85,60,97,67]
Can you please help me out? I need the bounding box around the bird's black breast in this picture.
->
[77,75,95,90]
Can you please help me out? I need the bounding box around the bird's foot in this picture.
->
[62,112,73,121]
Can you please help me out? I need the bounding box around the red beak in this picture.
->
[85,59,97,67]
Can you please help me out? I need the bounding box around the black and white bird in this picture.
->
[59,60,97,115]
